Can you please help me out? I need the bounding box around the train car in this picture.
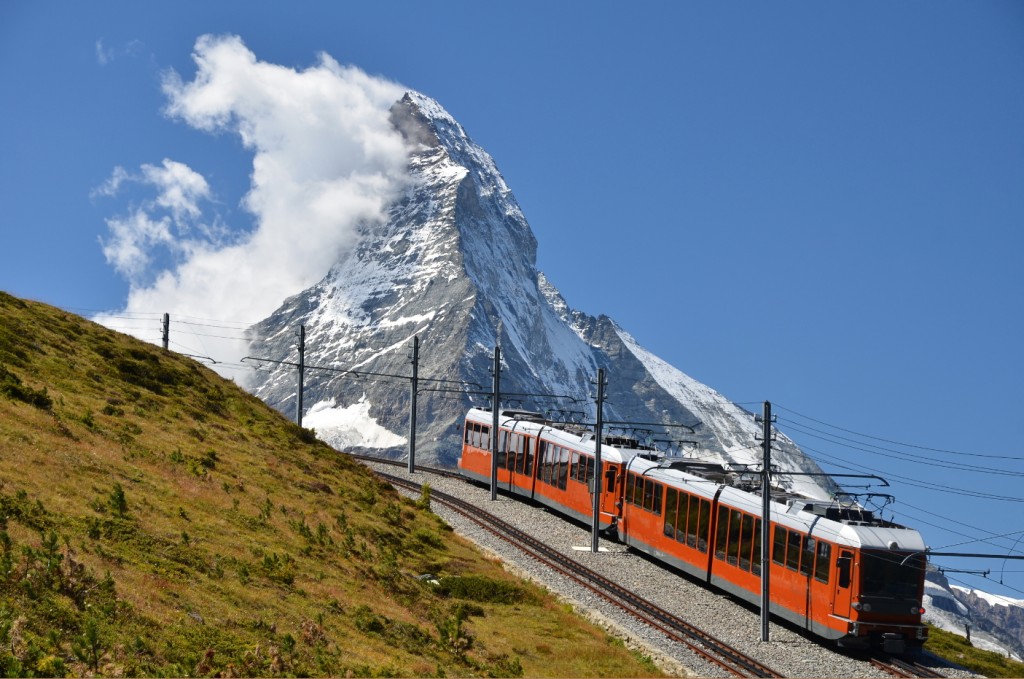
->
[458,407,638,531]
[459,408,929,655]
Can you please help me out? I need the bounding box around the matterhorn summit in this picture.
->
[247,91,832,499]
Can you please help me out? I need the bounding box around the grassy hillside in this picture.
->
[924,624,1024,678]
[0,292,660,678]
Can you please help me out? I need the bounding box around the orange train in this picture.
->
[458,408,928,655]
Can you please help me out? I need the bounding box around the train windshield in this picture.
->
[860,551,924,599]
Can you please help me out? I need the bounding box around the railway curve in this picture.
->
[354,454,972,678]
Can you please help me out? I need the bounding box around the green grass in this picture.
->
[924,624,1024,678]
[0,291,663,678]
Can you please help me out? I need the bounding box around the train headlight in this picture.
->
[912,606,925,615]
[852,602,861,611]
[862,603,872,612]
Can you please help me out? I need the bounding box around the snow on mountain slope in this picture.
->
[924,570,1024,660]
[616,327,830,500]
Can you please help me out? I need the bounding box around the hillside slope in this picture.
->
[0,291,659,677]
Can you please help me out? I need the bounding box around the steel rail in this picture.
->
[869,656,945,678]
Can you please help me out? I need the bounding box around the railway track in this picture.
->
[869,656,945,678]
[363,458,783,678]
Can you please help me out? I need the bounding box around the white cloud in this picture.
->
[101,209,172,279]
[141,159,210,222]
[96,35,410,378]
[96,158,212,280]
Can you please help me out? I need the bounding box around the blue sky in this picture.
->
[2,2,1023,602]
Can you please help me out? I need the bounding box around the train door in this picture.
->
[509,434,534,494]
[833,549,854,618]
[601,464,620,516]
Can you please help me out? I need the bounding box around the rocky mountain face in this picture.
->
[246,91,832,499]
[924,570,1024,660]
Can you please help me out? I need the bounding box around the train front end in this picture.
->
[838,525,929,655]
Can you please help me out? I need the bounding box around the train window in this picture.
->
[664,488,679,538]
[725,510,742,566]
[697,499,710,553]
[786,530,803,571]
[653,482,662,515]
[751,518,762,575]
[642,478,654,511]
[507,434,519,470]
[634,474,645,508]
[739,513,754,571]
[814,541,830,583]
[801,537,815,576]
[772,526,786,565]
[584,456,595,485]
[570,451,581,482]
[522,437,533,476]
[557,447,570,490]
[625,472,636,505]
[715,505,729,560]
[682,492,697,548]
[837,551,852,589]
[497,432,508,468]
[675,492,689,547]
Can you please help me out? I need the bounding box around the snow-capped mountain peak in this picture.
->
[246,91,833,503]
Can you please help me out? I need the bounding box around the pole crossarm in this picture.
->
[602,419,701,434]
[898,550,1024,570]
[771,471,890,487]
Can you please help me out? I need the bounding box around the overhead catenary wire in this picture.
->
[775,403,1022,461]
[779,419,1024,477]
[801,445,1024,502]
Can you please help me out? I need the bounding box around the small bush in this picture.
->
[416,483,432,511]
[410,528,445,550]
[436,575,529,605]
[108,483,128,517]
[0,365,51,410]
